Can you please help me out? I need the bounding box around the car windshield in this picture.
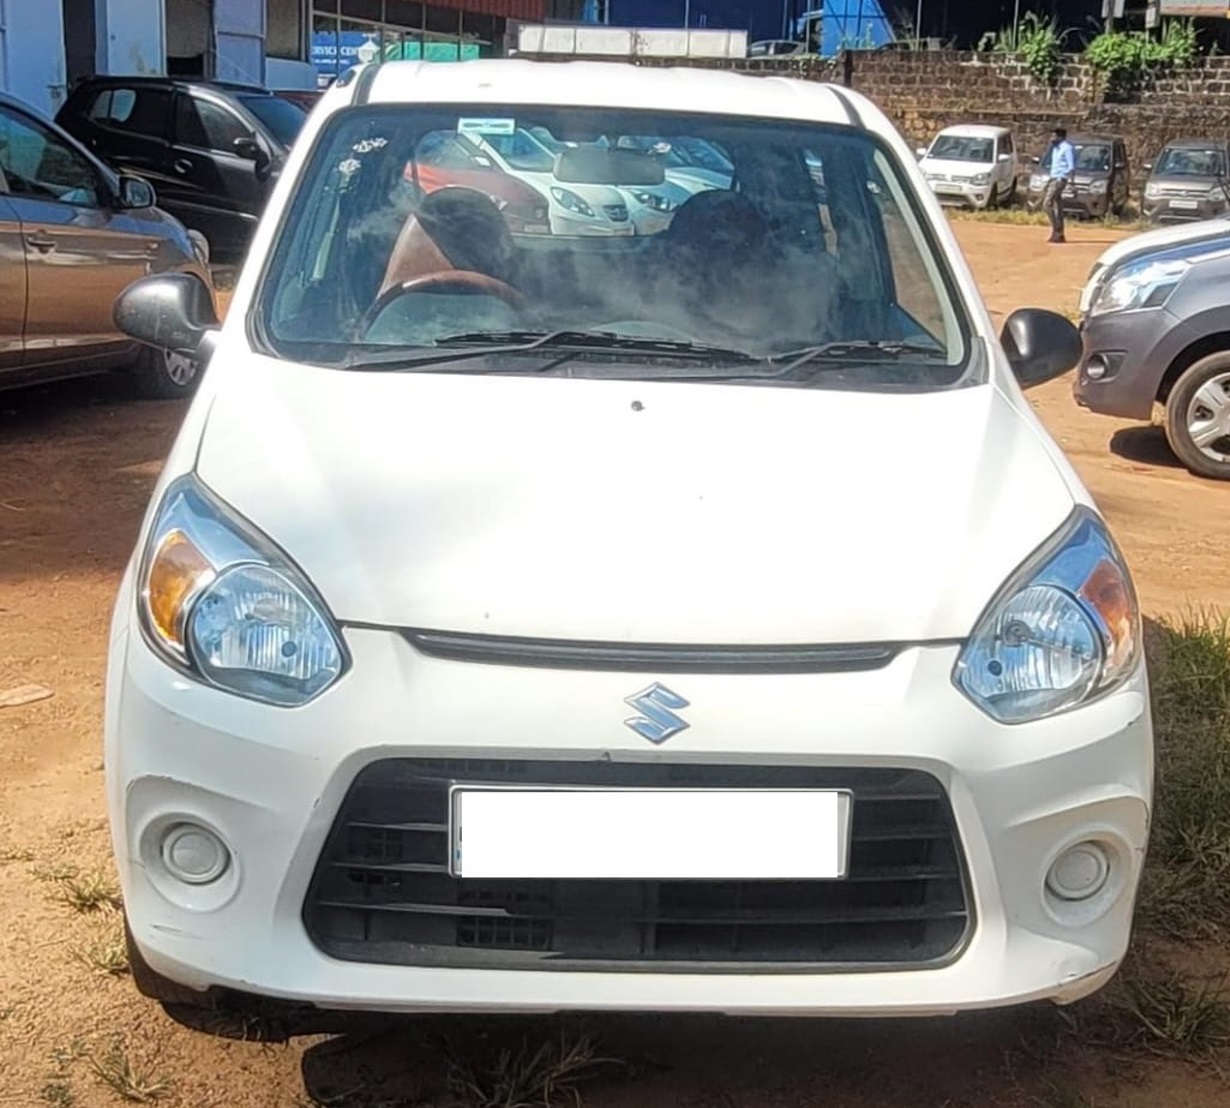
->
[481,128,556,172]
[240,93,308,148]
[1156,146,1227,177]
[928,135,993,163]
[259,105,972,389]
[1075,143,1111,172]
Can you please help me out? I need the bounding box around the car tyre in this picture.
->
[1164,352,1230,480]
[131,344,201,400]
[985,184,999,210]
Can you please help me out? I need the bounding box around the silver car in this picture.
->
[0,92,214,398]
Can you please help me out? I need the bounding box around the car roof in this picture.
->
[933,124,1009,139]
[1161,137,1229,149]
[356,59,878,131]
[71,75,269,96]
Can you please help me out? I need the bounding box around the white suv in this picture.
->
[106,60,1151,1023]
[918,124,1020,210]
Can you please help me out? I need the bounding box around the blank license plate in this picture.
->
[450,788,852,880]
[1171,199,1200,210]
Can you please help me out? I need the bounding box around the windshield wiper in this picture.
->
[766,340,949,378]
[340,330,760,372]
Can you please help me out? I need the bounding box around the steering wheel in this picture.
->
[358,270,527,340]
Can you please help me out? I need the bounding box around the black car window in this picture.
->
[95,86,171,139]
[0,105,99,207]
[177,96,251,153]
[237,94,306,149]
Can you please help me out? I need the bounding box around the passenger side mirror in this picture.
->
[116,174,156,210]
[233,135,261,160]
[915,146,928,158]
[114,273,219,357]
[1000,308,1082,389]
[1143,162,1153,172]
[997,153,1011,163]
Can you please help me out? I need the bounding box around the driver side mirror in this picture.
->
[116,174,156,210]
[915,146,928,159]
[113,273,219,358]
[234,134,274,180]
[1000,308,1082,389]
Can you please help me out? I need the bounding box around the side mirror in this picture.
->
[915,147,928,158]
[998,153,1011,162]
[1143,162,1153,172]
[233,135,261,160]
[113,273,219,357]
[116,174,156,210]
[1000,308,1082,389]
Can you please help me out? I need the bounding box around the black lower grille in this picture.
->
[303,760,971,972]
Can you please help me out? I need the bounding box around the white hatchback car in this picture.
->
[107,59,1152,1024]
[918,124,1020,210]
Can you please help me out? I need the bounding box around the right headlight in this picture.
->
[1088,256,1190,317]
[550,186,595,217]
[954,508,1140,724]
[138,475,347,707]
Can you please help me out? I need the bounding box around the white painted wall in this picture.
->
[96,0,165,77]
[0,0,68,117]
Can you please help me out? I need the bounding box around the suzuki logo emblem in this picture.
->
[623,683,690,744]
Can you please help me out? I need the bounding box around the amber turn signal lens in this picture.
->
[146,529,214,649]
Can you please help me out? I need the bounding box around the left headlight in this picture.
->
[954,508,1140,724]
[1088,256,1190,317]
[970,172,991,186]
[138,475,347,707]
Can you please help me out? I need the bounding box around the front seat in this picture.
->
[377,186,517,298]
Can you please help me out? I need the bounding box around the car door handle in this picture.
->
[173,158,193,174]
[25,233,55,252]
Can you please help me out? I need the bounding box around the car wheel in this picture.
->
[132,344,201,400]
[1164,353,1230,480]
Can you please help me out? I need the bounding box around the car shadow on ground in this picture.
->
[292,1007,1079,1107]
[1107,425,1183,470]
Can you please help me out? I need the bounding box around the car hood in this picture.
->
[1087,215,1230,274]
[519,173,624,206]
[194,361,1076,644]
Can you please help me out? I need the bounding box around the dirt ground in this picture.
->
[2,222,1228,1108]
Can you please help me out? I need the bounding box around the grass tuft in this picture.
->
[87,1040,170,1104]
[55,871,122,914]
[73,928,129,977]
[40,1082,75,1107]
[445,1032,619,1108]
[1137,611,1230,939]
[1116,970,1230,1055]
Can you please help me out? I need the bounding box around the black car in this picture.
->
[56,77,307,261]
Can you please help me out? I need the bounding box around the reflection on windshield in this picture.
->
[928,136,993,163]
[260,107,970,389]
[1156,147,1228,177]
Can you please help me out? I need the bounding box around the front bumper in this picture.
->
[926,181,993,210]
[1144,196,1230,224]
[550,210,634,237]
[1027,186,1110,218]
[107,602,1152,1017]
[1074,308,1178,420]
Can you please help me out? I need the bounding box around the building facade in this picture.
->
[1,0,544,120]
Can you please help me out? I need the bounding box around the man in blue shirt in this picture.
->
[1043,127,1076,244]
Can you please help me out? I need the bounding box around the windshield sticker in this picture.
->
[458,117,516,137]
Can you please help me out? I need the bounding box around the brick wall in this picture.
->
[573,50,1230,193]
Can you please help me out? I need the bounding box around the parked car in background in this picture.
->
[917,124,1019,210]
[406,130,552,235]
[1141,139,1230,225]
[467,126,634,236]
[749,39,806,57]
[0,92,213,398]
[1026,133,1129,219]
[107,59,1150,1025]
[1076,225,1230,480]
[272,88,324,113]
[56,77,308,261]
